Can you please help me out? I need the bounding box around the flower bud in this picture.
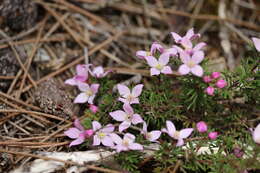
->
[205,86,215,95]
[216,79,227,88]
[84,129,94,137]
[89,104,98,113]
[208,132,218,140]
[203,76,212,83]
[211,72,221,79]
[196,121,208,133]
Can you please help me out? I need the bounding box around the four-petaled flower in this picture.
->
[146,54,173,76]
[117,84,143,104]
[65,64,90,86]
[136,42,164,59]
[74,83,99,104]
[110,133,143,152]
[64,119,94,147]
[141,122,161,142]
[178,51,204,77]
[162,120,193,146]
[109,104,143,132]
[89,66,111,78]
[92,121,115,147]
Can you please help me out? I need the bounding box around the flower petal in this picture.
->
[146,56,158,67]
[178,64,190,75]
[76,64,89,76]
[176,138,184,146]
[185,28,194,39]
[132,84,143,97]
[132,114,144,125]
[193,42,206,51]
[74,119,84,131]
[101,124,115,133]
[179,51,190,64]
[191,65,203,77]
[136,50,147,59]
[64,128,81,139]
[158,53,170,66]
[90,84,100,94]
[166,121,176,135]
[117,84,130,96]
[161,66,173,74]
[191,51,204,64]
[87,95,95,104]
[130,98,139,104]
[118,97,128,104]
[65,78,77,86]
[119,121,131,132]
[109,110,127,122]
[181,37,192,49]
[74,93,88,103]
[171,32,182,43]
[124,133,136,142]
[123,104,134,115]
[69,136,85,147]
[92,121,102,131]
[77,83,90,92]
[253,123,260,144]
[129,143,143,150]
[142,122,148,133]
[148,131,161,141]
[93,135,101,146]
[110,133,123,145]
[180,128,193,139]
[151,68,160,76]
[252,37,260,52]
[101,136,114,147]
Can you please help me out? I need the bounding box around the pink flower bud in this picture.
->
[205,86,215,95]
[89,104,98,113]
[84,129,94,137]
[216,79,227,88]
[211,72,221,79]
[196,121,208,133]
[208,132,218,140]
[203,76,212,83]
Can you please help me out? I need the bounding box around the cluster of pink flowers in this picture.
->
[203,72,227,96]
[137,28,206,77]
[65,64,111,111]
[196,121,218,140]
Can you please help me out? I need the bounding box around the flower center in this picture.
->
[173,131,180,139]
[146,51,151,56]
[86,90,93,96]
[98,132,106,139]
[155,64,163,70]
[125,114,132,121]
[146,132,152,140]
[187,60,196,68]
[126,94,134,102]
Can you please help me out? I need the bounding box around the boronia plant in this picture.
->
[64,28,260,173]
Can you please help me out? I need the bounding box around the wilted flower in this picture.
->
[89,104,98,113]
[178,51,204,77]
[205,86,215,96]
[65,64,90,86]
[146,54,173,76]
[211,72,221,79]
[64,119,93,147]
[208,132,218,140]
[196,121,208,133]
[110,133,143,152]
[141,122,161,142]
[92,121,115,147]
[216,79,227,88]
[162,120,193,146]
[117,84,143,104]
[252,123,260,144]
[109,104,143,132]
[252,37,260,52]
[74,83,99,104]
[89,66,110,78]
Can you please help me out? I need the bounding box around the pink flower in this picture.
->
[208,132,218,140]
[203,75,212,83]
[110,133,143,152]
[136,42,164,59]
[205,86,215,96]
[146,54,173,76]
[171,28,200,44]
[178,51,204,77]
[117,84,143,104]
[109,104,143,132]
[141,122,161,142]
[211,72,221,79]
[216,79,227,88]
[92,121,115,147]
[252,37,260,52]
[89,104,98,113]
[64,119,93,147]
[161,120,193,146]
[196,121,208,133]
[252,123,260,144]
[151,42,164,54]
[74,83,99,104]
[89,66,110,78]
[65,64,90,86]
